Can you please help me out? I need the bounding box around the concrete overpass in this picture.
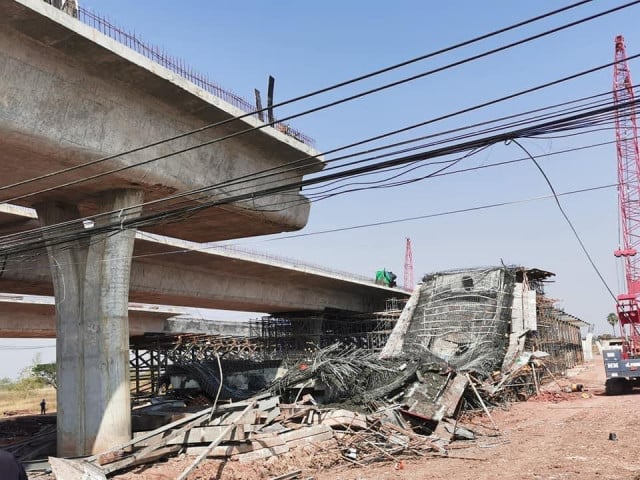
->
[0,0,325,456]
[0,0,322,241]
[0,206,405,313]
[0,294,255,338]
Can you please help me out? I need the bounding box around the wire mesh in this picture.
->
[403,267,516,375]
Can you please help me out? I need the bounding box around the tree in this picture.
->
[31,363,57,389]
[607,313,619,336]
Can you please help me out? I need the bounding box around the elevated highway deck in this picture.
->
[0,205,408,314]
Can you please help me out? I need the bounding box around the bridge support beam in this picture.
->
[37,189,143,456]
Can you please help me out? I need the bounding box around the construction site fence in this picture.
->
[74,6,314,147]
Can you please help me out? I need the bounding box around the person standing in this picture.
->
[40,398,46,415]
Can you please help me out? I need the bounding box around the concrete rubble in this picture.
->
[9,266,588,478]
[40,347,557,479]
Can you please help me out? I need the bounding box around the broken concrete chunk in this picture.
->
[49,457,107,480]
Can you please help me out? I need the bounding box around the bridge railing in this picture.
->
[214,244,376,284]
[74,7,315,147]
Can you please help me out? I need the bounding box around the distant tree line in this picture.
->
[0,355,56,391]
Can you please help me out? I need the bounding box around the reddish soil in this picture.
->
[108,354,640,480]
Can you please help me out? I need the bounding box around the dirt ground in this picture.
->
[109,354,640,480]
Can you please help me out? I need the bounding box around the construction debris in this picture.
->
[26,266,591,478]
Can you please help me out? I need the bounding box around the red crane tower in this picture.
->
[403,237,414,291]
[606,35,640,394]
[613,35,640,348]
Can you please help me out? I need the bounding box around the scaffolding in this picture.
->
[129,333,267,399]
[127,272,587,400]
[526,297,585,374]
[255,300,406,362]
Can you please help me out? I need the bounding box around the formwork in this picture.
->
[128,268,586,400]
[129,333,269,399]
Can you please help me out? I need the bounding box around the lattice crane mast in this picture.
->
[613,34,640,358]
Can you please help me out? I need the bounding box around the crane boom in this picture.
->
[613,35,640,351]
[602,35,640,395]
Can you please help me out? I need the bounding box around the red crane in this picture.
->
[403,237,414,291]
[612,34,640,357]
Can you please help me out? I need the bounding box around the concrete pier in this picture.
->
[0,0,330,458]
[37,189,143,456]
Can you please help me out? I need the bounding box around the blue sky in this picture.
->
[4,0,640,377]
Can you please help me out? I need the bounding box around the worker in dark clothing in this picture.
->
[0,449,28,480]
[40,398,46,415]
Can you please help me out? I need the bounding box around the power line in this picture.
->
[0,0,594,198]
[507,139,618,301]
[1,62,636,260]
[0,79,608,252]
[0,96,633,260]
[1,99,629,251]
[0,183,617,275]
[261,184,617,242]
[6,49,635,242]
[1,1,635,206]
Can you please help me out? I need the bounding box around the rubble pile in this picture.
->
[23,266,588,478]
[42,342,560,479]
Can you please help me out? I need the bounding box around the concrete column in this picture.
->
[37,189,144,456]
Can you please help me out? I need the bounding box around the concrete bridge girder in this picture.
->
[0,0,405,459]
[0,301,176,338]
[0,232,396,314]
[0,0,323,242]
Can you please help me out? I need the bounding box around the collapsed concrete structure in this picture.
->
[381,266,587,374]
[126,266,587,408]
[7,265,590,474]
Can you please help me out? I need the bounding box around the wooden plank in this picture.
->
[269,470,302,480]
[185,435,286,457]
[254,88,264,122]
[236,444,289,463]
[186,440,291,463]
[433,420,454,443]
[379,286,421,358]
[466,373,498,431]
[101,410,211,473]
[177,401,257,479]
[279,424,334,444]
[101,400,262,474]
[320,410,367,430]
[261,406,281,427]
[87,406,212,464]
[267,75,275,124]
[134,425,255,445]
[258,396,280,411]
[121,445,181,469]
